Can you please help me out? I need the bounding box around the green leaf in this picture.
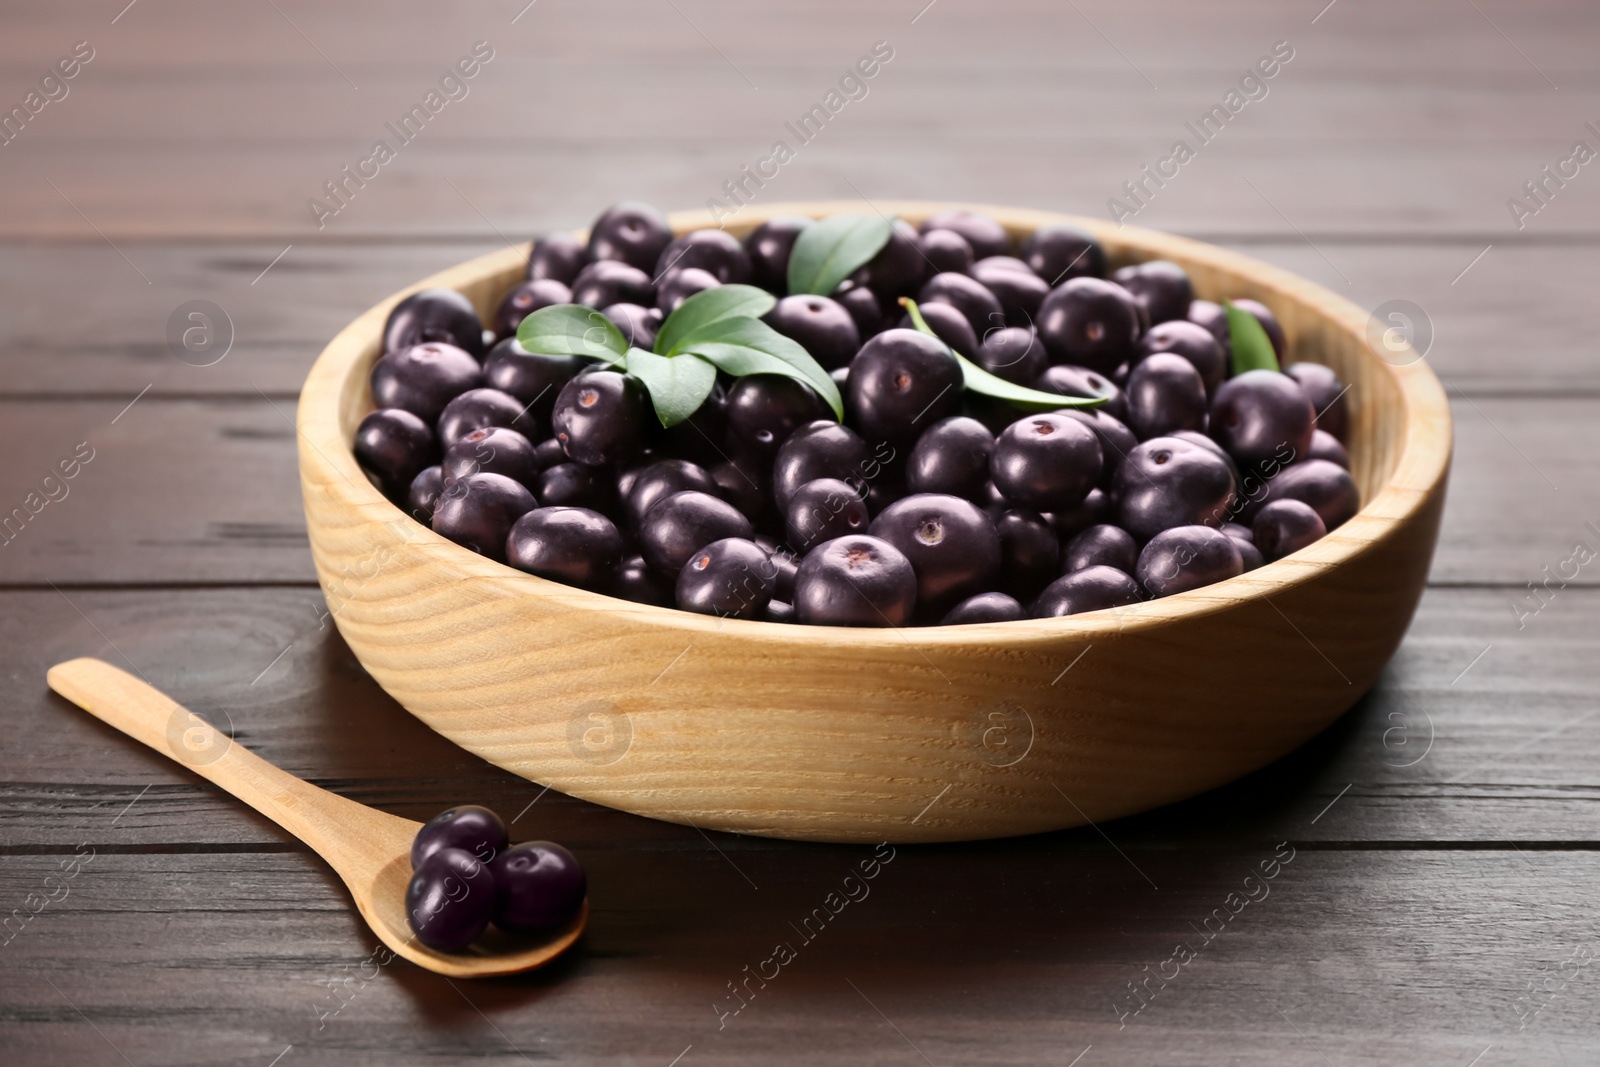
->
[786,214,894,296]
[957,353,1108,410]
[622,348,719,428]
[900,299,1107,411]
[655,284,776,356]
[1225,301,1281,375]
[676,317,844,420]
[516,304,629,364]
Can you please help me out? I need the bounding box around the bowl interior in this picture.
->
[333,204,1407,531]
[307,199,1452,655]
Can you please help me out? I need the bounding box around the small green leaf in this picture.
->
[786,214,894,296]
[516,304,628,364]
[655,284,777,356]
[676,317,844,420]
[1225,301,1281,374]
[957,353,1108,410]
[901,299,1107,410]
[622,348,719,428]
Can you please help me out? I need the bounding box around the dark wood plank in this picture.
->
[0,240,510,399]
[0,395,1592,584]
[2,241,1595,398]
[1,848,1594,1064]
[2,584,1596,849]
[2,1,1598,238]
[0,398,309,584]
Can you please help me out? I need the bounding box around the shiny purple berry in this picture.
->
[493,278,571,338]
[974,326,1047,385]
[1036,277,1143,374]
[942,591,1025,624]
[990,413,1102,511]
[1137,320,1227,397]
[655,228,751,284]
[1209,370,1315,472]
[869,493,1002,611]
[676,537,776,619]
[1252,499,1327,561]
[1284,361,1349,442]
[1063,524,1138,575]
[1032,565,1141,618]
[785,478,870,552]
[1021,224,1104,283]
[354,408,439,500]
[1124,352,1208,440]
[407,465,444,524]
[442,426,539,490]
[570,259,654,310]
[1111,436,1237,543]
[371,341,481,424]
[766,295,862,370]
[527,233,589,285]
[919,228,975,274]
[792,535,918,627]
[384,288,485,359]
[491,841,586,934]
[412,805,508,868]
[920,211,1009,260]
[1135,525,1243,598]
[657,266,721,313]
[918,272,1004,335]
[406,847,495,952]
[1111,260,1193,325]
[507,507,624,589]
[587,202,673,273]
[638,491,753,575]
[552,371,646,467]
[437,387,538,448]
[907,416,994,502]
[431,472,537,563]
[971,257,1048,328]
[744,216,811,291]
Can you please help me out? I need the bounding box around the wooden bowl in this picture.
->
[297,201,1452,844]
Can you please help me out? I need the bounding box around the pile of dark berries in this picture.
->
[354,202,1356,626]
[405,804,585,952]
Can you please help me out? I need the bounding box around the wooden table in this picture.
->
[4,1,1597,1062]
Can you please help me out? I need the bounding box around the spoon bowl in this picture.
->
[361,852,587,978]
[46,656,586,979]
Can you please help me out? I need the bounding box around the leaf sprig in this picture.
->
[1224,301,1280,375]
[517,284,842,428]
[786,214,893,296]
[515,216,1115,430]
[900,299,1108,411]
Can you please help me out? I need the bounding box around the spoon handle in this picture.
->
[46,657,413,864]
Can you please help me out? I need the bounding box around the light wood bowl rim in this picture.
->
[297,200,1452,648]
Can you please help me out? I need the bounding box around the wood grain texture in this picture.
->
[3,0,1598,239]
[2,849,1595,1065]
[296,201,1452,843]
[5,0,1599,1059]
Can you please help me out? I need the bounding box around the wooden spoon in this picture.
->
[46,656,586,978]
